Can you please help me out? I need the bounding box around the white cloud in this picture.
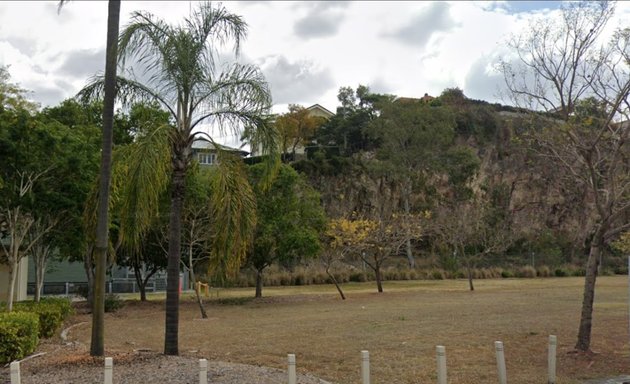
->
[1,0,626,115]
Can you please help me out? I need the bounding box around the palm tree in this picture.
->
[79,2,276,355]
[60,0,121,357]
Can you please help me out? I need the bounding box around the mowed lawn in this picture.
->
[68,276,630,383]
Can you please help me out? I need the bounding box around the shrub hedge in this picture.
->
[10,297,73,338]
[0,312,39,364]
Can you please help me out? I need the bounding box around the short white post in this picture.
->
[10,361,21,384]
[548,335,557,384]
[288,354,296,384]
[104,357,113,384]
[627,256,629,346]
[495,341,507,384]
[361,350,370,384]
[436,346,447,384]
[199,358,208,384]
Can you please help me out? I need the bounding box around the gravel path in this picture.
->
[1,343,332,384]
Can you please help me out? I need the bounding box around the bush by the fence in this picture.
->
[40,297,74,318]
[210,260,627,289]
[0,312,39,364]
[13,301,65,338]
[105,294,124,313]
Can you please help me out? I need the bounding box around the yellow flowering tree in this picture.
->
[328,214,423,293]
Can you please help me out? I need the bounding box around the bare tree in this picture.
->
[28,215,58,302]
[434,197,514,291]
[0,170,54,311]
[180,202,212,319]
[499,1,630,351]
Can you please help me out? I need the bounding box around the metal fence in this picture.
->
[27,277,168,297]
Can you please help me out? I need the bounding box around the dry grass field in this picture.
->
[63,276,629,383]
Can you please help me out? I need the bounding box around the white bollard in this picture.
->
[548,335,557,384]
[288,354,296,384]
[495,341,507,384]
[361,350,370,384]
[199,358,208,384]
[104,357,113,384]
[10,361,20,384]
[436,346,447,384]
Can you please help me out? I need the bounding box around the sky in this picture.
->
[1,1,628,128]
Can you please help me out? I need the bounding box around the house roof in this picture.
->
[394,93,434,105]
[306,104,335,119]
[191,137,249,156]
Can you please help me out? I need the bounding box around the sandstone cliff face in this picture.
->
[298,113,594,261]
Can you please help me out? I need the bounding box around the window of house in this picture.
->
[198,152,216,165]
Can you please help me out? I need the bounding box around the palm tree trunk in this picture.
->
[575,234,604,352]
[90,0,120,357]
[164,161,186,355]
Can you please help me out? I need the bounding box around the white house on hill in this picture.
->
[191,138,249,166]
[249,103,335,159]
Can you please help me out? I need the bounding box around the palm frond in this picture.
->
[208,151,256,278]
[189,2,248,61]
[190,63,272,129]
[77,75,177,119]
[118,11,173,77]
[114,122,172,250]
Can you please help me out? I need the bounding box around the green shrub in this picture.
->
[14,301,64,338]
[349,271,367,282]
[554,268,568,277]
[214,297,252,305]
[40,297,74,319]
[501,270,514,278]
[0,312,39,364]
[431,270,444,280]
[570,267,585,277]
[104,294,124,313]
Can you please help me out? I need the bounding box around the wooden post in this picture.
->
[361,350,370,384]
[104,357,113,384]
[288,354,296,384]
[436,346,447,384]
[495,341,507,384]
[10,361,20,384]
[548,335,557,384]
[199,358,208,384]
